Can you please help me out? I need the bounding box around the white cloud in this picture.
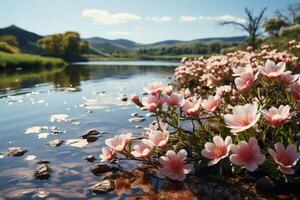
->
[145,16,172,22]
[199,15,246,24]
[214,15,247,24]
[82,9,141,25]
[105,31,130,36]
[180,15,246,24]
[179,16,197,22]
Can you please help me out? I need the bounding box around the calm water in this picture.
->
[0,61,178,199]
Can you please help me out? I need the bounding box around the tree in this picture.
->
[288,3,300,24]
[220,7,267,49]
[264,17,288,36]
[79,41,90,54]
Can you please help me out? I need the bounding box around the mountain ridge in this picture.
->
[0,25,246,55]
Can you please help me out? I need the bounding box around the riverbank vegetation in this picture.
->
[0,52,66,69]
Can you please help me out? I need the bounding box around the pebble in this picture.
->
[81,129,101,143]
[84,155,96,162]
[90,164,118,176]
[90,180,115,194]
[48,139,64,147]
[128,117,146,123]
[7,147,27,156]
[34,164,51,180]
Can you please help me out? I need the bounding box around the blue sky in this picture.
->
[0,0,298,43]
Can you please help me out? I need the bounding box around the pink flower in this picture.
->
[131,139,154,158]
[261,105,291,126]
[224,103,261,133]
[290,80,300,100]
[164,93,184,108]
[268,143,300,174]
[149,130,169,147]
[201,95,221,112]
[142,96,163,112]
[215,85,231,97]
[159,149,193,181]
[164,85,173,95]
[105,134,128,152]
[258,60,286,79]
[123,133,133,144]
[99,147,116,161]
[230,137,265,171]
[280,71,299,84]
[201,136,232,166]
[144,81,166,96]
[130,94,143,107]
[182,96,201,116]
[234,67,258,91]
[143,121,168,137]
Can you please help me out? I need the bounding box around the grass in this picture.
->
[0,52,66,68]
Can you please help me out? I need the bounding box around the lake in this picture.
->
[0,61,179,199]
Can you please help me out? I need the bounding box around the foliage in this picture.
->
[37,31,90,61]
[0,52,66,68]
[264,17,288,36]
[0,42,19,53]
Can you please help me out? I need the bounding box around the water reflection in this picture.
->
[0,62,177,95]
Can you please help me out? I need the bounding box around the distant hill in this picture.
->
[85,36,246,54]
[0,25,246,56]
[0,25,44,54]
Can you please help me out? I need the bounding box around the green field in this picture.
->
[0,52,66,68]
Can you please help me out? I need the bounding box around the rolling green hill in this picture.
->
[0,25,44,54]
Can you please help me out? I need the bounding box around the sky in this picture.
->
[0,0,298,43]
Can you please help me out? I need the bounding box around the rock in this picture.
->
[90,180,115,194]
[36,160,50,164]
[128,117,145,123]
[25,155,36,161]
[140,107,147,111]
[145,113,156,117]
[90,164,118,176]
[81,129,101,143]
[7,147,27,156]
[135,125,144,129]
[117,95,128,102]
[131,113,139,117]
[34,164,51,180]
[255,176,275,194]
[48,139,63,147]
[66,139,88,148]
[85,155,96,162]
[141,92,148,95]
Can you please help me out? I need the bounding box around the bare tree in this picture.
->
[220,7,267,50]
[288,3,300,24]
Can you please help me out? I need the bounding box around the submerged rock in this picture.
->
[128,117,145,123]
[90,180,115,194]
[66,139,88,148]
[7,147,27,157]
[90,164,118,176]
[36,160,50,164]
[48,139,63,147]
[84,155,96,162]
[81,129,101,143]
[34,164,51,180]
